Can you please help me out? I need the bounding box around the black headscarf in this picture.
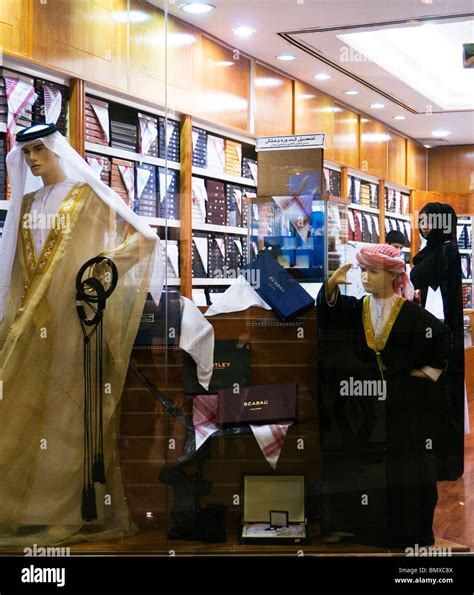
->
[413,202,458,265]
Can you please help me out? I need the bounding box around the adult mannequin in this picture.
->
[0,124,163,546]
[410,202,464,481]
[317,244,451,548]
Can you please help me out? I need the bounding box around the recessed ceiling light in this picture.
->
[314,73,331,80]
[431,129,450,137]
[424,144,432,148]
[180,1,215,13]
[393,115,406,120]
[370,103,385,109]
[232,26,256,38]
[277,54,296,61]
[344,90,359,95]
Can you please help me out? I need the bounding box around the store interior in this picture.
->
[0,0,473,556]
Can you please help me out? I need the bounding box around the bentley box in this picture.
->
[240,475,308,544]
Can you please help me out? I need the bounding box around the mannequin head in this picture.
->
[21,140,66,186]
[356,243,414,300]
[361,266,398,298]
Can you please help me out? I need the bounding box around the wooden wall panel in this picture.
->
[123,307,320,530]
[254,63,293,137]
[31,0,128,91]
[428,146,474,193]
[359,117,388,179]
[129,3,202,114]
[333,104,359,168]
[0,0,29,57]
[387,131,406,186]
[407,139,427,190]
[412,190,470,217]
[198,36,250,132]
[294,81,334,161]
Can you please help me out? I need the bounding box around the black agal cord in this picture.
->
[76,256,118,521]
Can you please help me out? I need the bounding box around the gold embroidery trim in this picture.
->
[362,295,405,380]
[18,183,87,311]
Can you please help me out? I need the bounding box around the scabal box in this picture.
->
[240,475,308,545]
[243,252,314,321]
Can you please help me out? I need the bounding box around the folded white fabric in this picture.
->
[205,276,271,317]
[250,423,292,469]
[179,296,215,390]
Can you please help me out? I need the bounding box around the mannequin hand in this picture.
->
[329,263,353,286]
[326,263,352,298]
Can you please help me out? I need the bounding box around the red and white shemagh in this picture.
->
[192,395,219,450]
[272,194,313,241]
[356,243,414,300]
[138,115,158,157]
[42,85,62,125]
[250,423,292,469]
[192,395,292,467]
[86,155,105,180]
[118,164,135,203]
[5,77,37,143]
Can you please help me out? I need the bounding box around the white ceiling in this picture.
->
[148,0,474,145]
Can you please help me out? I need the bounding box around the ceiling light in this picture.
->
[431,129,450,137]
[180,1,215,14]
[277,54,296,61]
[314,73,331,80]
[344,90,359,95]
[299,94,316,100]
[370,103,385,109]
[232,26,256,38]
[393,115,406,120]
[424,144,432,148]
[421,0,433,4]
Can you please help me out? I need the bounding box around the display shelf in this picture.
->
[459,218,472,224]
[192,222,247,235]
[460,249,472,254]
[0,200,10,210]
[192,165,256,188]
[85,142,181,171]
[162,278,181,286]
[0,122,6,133]
[191,117,256,147]
[385,212,410,221]
[462,279,473,284]
[323,160,342,172]
[348,203,379,215]
[143,217,181,228]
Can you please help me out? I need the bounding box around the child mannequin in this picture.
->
[317,244,451,548]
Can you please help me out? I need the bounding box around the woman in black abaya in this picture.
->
[410,202,464,480]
